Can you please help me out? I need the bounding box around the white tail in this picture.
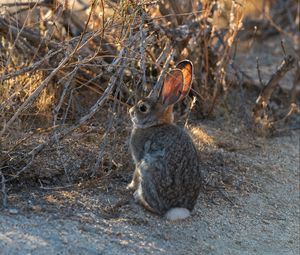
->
[165,208,190,221]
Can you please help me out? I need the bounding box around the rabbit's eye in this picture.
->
[139,103,148,113]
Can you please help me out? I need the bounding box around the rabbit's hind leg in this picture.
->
[133,183,159,214]
[140,171,166,215]
[133,159,165,215]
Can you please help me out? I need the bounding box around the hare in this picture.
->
[127,60,202,220]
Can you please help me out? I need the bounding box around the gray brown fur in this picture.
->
[128,61,202,216]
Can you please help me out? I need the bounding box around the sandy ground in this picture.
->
[0,121,299,255]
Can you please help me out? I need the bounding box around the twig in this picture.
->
[0,48,63,82]
[280,40,287,57]
[230,62,252,126]
[184,96,197,127]
[290,66,300,105]
[256,57,264,86]
[0,1,53,8]
[0,16,57,49]
[0,53,72,137]
[216,187,235,206]
[253,55,295,122]
[91,89,120,176]
[156,40,172,67]
[53,65,80,125]
[139,10,147,95]
[38,179,73,190]
[152,47,175,95]
[53,66,78,182]
[206,0,244,116]
[270,66,300,126]
[0,170,8,208]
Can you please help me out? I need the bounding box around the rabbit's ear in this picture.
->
[176,60,193,99]
[160,69,184,106]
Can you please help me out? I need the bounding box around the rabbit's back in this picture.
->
[130,124,201,213]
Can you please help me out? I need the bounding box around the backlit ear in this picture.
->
[160,69,184,106]
[176,60,193,99]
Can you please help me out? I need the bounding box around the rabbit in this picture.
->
[127,60,202,220]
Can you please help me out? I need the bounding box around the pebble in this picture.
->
[8,208,19,214]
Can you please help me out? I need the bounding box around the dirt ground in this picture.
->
[0,120,299,254]
[1,36,299,254]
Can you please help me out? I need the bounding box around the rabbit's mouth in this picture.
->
[129,109,150,128]
[130,115,161,129]
[129,106,136,120]
[129,107,140,126]
[130,113,145,128]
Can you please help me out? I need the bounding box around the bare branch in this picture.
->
[253,55,296,122]
[0,170,7,208]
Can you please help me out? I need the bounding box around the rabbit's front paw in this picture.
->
[126,181,136,190]
[133,188,143,203]
[127,170,140,190]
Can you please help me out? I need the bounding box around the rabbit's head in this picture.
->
[129,60,193,128]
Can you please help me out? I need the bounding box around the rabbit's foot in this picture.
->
[126,181,137,190]
[127,169,140,190]
[133,188,142,202]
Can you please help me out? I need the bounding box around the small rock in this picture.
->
[8,208,19,214]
